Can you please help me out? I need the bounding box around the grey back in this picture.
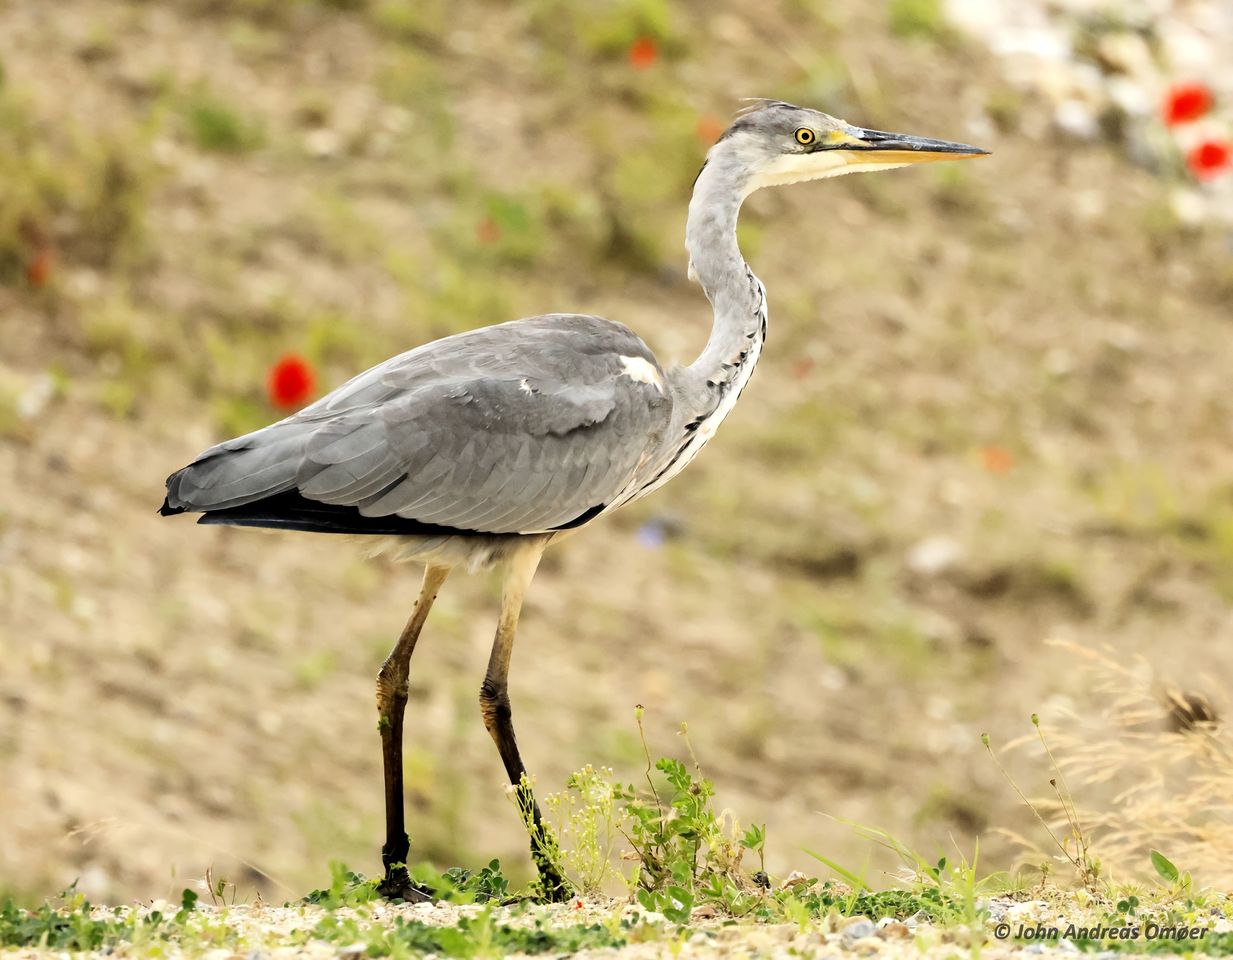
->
[164,315,673,535]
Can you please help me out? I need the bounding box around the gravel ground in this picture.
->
[5,893,1232,960]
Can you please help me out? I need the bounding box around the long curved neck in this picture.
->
[684,154,766,382]
[608,148,768,509]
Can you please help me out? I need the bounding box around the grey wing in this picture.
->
[162,314,673,535]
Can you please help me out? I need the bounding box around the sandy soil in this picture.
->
[2,0,1232,904]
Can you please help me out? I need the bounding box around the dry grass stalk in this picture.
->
[1000,640,1232,886]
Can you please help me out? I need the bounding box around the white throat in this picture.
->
[745,152,910,196]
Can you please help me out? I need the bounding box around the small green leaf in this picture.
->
[1150,850,1180,883]
[803,848,870,892]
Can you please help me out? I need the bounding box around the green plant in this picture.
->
[811,825,1003,934]
[1019,641,1233,886]
[305,857,520,909]
[1149,850,1193,898]
[888,0,949,40]
[984,715,1101,888]
[369,0,445,43]
[438,859,512,903]
[541,715,1015,926]
[617,716,769,919]
[580,0,674,57]
[543,765,625,896]
[182,88,264,153]
[303,860,381,908]
[309,906,629,957]
[0,886,203,951]
[536,713,773,917]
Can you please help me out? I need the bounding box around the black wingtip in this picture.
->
[160,466,192,517]
[188,490,497,536]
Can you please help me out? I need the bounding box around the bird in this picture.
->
[160,100,988,902]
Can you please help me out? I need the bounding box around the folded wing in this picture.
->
[162,314,672,536]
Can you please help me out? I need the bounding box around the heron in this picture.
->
[160,100,988,902]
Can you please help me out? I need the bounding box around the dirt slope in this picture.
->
[2,0,1232,901]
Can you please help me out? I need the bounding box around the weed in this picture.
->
[182,87,264,153]
[983,717,1100,888]
[543,765,625,896]
[292,649,338,690]
[985,86,1025,133]
[438,859,512,903]
[537,713,775,918]
[1005,641,1233,887]
[1148,850,1192,899]
[579,0,674,58]
[538,714,1017,927]
[466,192,549,267]
[621,718,769,916]
[369,0,445,45]
[811,823,1006,936]
[297,863,634,954]
[0,886,208,951]
[888,0,950,41]
[930,163,986,215]
[311,907,628,957]
[203,866,246,908]
[0,89,151,283]
[303,861,382,907]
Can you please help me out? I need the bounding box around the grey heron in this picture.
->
[160,101,988,902]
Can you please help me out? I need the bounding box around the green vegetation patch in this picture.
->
[0,885,629,957]
[312,910,627,957]
[0,888,205,953]
[181,87,265,153]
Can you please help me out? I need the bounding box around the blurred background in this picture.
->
[2,0,1232,903]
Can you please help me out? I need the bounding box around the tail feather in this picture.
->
[161,421,311,515]
[159,423,486,537]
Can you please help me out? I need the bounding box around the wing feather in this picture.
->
[164,315,672,535]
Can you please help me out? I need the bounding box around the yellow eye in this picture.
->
[794,128,816,145]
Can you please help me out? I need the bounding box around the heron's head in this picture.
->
[712,100,988,196]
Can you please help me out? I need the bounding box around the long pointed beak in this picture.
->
[842,126,990,163]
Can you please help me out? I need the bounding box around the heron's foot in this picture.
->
[377,867,434,904]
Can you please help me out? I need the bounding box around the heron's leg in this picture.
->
[478,537,571,902]
[376,563,450,901]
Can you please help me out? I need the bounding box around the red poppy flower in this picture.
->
[267,353,316,409]
[26,247,53,288]
[1162,83,1213,126]
[696,113,724,145]
[628,36,658,70]
[1186,139,1231,180]
[475,216,501,245]
[980,445,1014,475]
